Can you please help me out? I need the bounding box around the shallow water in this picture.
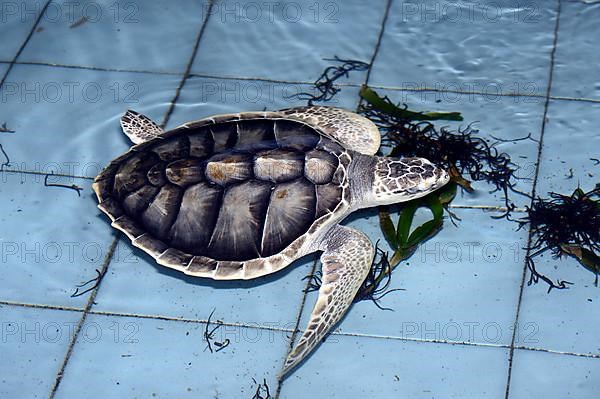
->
[1,0,599,398]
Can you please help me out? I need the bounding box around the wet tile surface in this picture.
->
[52,313,288,399]
[0,172,113,308]
[551,1,600,100]
[516,99,600,356]
[0,0,42,61]
[93,240,316,329]
[0,304,82,399]
[370,0,557,95]
[190,0,386,83]
[280,335,510,398]
[19,0,210,73]
[535,99,600,196]
[516,254,600,356]
[166,76,361,129]
[508,349,600,399]
[2,0,599,398]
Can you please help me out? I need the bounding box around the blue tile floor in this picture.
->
[1,0,598,398]
[0,63,9,79]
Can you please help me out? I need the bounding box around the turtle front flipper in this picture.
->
[280,106,381,155]
[120,110,165,144]
[281,225,374,376]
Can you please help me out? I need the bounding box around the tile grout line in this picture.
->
[511,345,600,360]
[0,299,293,334]
[361,0,393,94]
[159,1,215,129]
[3,298,599,360]
[47,237,119,399]
[1,168,94,180]
[4,59,600,104]
[274,255,319,399]
[503,1,563,398]
[0,300,84,313]
[0,60,183,76]
[0,0,53,90]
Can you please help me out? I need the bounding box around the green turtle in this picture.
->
[93,106,449,375]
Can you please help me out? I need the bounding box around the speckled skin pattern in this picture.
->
[281,224,374,375]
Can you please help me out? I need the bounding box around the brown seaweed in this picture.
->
[520,186,600,291]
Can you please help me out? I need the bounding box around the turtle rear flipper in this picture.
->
[281,225,374,376]
[121,110,165,144]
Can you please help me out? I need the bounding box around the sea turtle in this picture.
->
[93,106,450,375]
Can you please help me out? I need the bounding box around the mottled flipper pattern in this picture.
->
[121,110,164,144]
[282,225,374,376]
[280,106,381,155]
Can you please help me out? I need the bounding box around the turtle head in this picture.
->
[368,156,450,206]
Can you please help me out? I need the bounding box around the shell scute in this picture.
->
[141,184,183,239]
[274,120,320,151]
[133,233,169,257]
[315,183,343,218]
[152,136,189,161]
[112,215,145,239]
[261,178,316,257]
[114,151,158,198]
[169,182,222,252]
[210,123,237,151]
[188,128,214,158]
[186,256,218,275]
[157,248,193,271]
[304,149,339,184]
[166,158,205,186]
[97,197,123,221]
[206,180,272,260]
[254,148,304,183]
[123,185,160,215]
[147,162,167,186]
[215,261,245,279]
[237,119,276,149]
[205,152,253,185]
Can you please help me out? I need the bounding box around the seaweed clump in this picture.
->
[0,143,10,171]
[520,185,600,291]
[250,378,271,399]
[353,242,405,310]
[203,308,230,353]
[290,56,368,105]
[44,172,84,197]
[359,86,529,218]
